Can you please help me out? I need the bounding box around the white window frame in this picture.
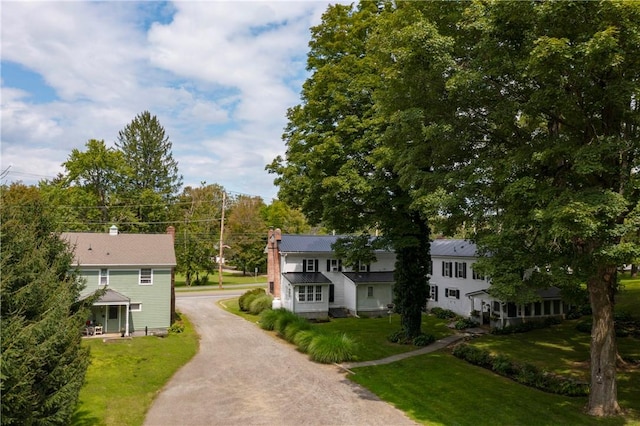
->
[139,268,153,285]
[329,259,342,272]
[428,285,438,301]
[130,303,142,312]
[472,269,485,281]
[455,262,467,279]
[100,268,109,286]
[298,285,322,302]
[443,261,453,278]
[445,288,460,299]
[304,259,316,273]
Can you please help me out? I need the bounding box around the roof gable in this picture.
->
[61,232,176,267]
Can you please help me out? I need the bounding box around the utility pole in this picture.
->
[218,191,226,289]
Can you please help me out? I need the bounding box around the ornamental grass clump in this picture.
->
[249,294,273,315]
[274,310,301,337]
[258,308,281,330]
[293,330,316,353]
[307,333,355,364]
[283,317,312,343]
[239,288,266,312]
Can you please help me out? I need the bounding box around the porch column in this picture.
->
[125,302,130,336]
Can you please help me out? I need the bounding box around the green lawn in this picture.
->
[175,271,266,288]
[313,314,454,361]
[71,313,199,426]
[349,352,631,426]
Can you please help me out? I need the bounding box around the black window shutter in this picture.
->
[329,284,335,302]
[303,259,307,272]
[314,259,319,272]
[327,259,331,272]
[434,285,438,301]
[442,261,445,276]
[463,263,467,279]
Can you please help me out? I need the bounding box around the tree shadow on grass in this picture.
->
[70,409,100,426]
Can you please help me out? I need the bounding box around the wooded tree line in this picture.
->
[269,1,639,417]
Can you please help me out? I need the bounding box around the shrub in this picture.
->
[454,318,476,330]
[491,317,562,335]
[283,317,312,343]
[239,288,266,311]
[307,333,355,364]
[293,330,316,353]
[413,333,435,347]
[258,308,281,330]
[168,321,185,334]
[430,307,457,319]
[274,310,301,336]
[387,330,412,345]
[575,320,592,333]
[249,294,273,315]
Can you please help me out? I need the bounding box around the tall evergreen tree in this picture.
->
[116,111,182,232]
[1,183,92,425]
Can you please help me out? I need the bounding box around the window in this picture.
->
[100,269,108,286]
[269,281,274,294]
[445,288,460,299]
[358,261,370,272]
[367,286,374,298]
[298,285,322,302]
[327,259,342,272]
[427,260,433,276]
[455,262,467,279]
[108,306,118,320]
[472,269,485,281]
[442,261,453,277]
[130,303,142,312]
[303,259,318,273]
[428,285,438,301]
[140,268,152,285]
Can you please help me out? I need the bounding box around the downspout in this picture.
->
[125,301,130,337]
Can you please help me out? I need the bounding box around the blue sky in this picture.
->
[1,1,345,201]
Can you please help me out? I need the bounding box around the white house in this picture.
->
[266,229,395,319]
[266,229,568,326]
[426,239,568,327]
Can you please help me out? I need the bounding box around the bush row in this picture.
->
[387,330,435,346]
[490,316,562,335]
[258,309,355,363]
[430,307,457,319]
[575,311,640,338]
[452,343,589,397]
[238,288,273,315]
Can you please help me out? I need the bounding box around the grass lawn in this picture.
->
[349,352,630,426]
[175,271,266,289]
[71,312,199,426]
[313,314,454,361]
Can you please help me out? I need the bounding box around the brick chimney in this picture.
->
[166,226,176,241]
[267,228,282,298]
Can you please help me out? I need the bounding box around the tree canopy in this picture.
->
[270,0,639,416]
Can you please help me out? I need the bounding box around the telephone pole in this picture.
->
[218,191,226,289]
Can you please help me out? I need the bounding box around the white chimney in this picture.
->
[109,225,118,236]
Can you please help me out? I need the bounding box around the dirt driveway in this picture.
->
[143,294,416,426]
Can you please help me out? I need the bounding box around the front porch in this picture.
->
[84,288,132,337]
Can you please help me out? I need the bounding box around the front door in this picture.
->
[106,305,121,333]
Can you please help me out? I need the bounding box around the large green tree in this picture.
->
[116,111,182,232]
[226,195,268,275]
[1,183,92,424]
[381,1,640,416]
[268,1,430,339]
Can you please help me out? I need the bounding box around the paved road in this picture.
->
[144,294,416,426]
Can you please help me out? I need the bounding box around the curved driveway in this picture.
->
[144,293,416,426]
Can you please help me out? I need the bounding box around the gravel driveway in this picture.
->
[143,294,416,426]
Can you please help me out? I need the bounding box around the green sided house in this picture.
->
[61,225,176,336]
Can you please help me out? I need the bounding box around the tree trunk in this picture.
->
[586,265,621,416]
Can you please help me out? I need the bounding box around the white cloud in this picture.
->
[1,0,344,200]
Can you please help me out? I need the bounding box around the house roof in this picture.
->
[278,234,390,254]
[343,271,395,283]
[430,239,477,257]
[61,231,176,267]
[282,272,332,284]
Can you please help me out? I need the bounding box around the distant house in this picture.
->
[427,239,569,328]
[61,225,177,336]
[266,229,395,319]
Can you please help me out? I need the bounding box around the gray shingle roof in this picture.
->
[430,239,477,257]
[61,232,176,267]
[278,234,391,253]
[343,271,395,283]
[283,272,332,284]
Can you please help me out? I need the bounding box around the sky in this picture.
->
[1,1,347,202]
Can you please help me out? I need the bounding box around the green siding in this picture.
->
[78,267,172,330]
